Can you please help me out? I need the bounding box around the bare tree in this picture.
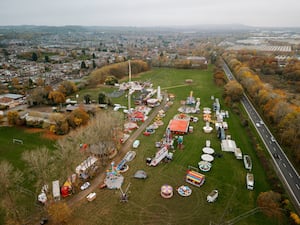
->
[52,110,123,182]
[0,161,24,224]
[22,147,55,192]
[54,136,83,179]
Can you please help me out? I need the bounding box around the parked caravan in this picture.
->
[52,180,61,201]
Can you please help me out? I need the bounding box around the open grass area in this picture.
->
[0,67,288,224]
[0,127,55,170]
[0,126,56,223]
[69,67,287,225]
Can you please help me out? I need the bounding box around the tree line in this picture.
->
[87,60,149,87]
[222,52,300,169]
[213,57,300,224]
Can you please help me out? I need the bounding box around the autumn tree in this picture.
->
[48,91,66,105]
[67,108,90,129]
[257,191,283,220]
[224,54,300,171]
[28,86,47,105]
[7,111,19,125]
[36,77,45,87]
[50,113,69,135]
[290,212,300,225]
[213,70,226,86]
[58,80,77,96]
[10,77,21,91]
[47,202,72,224]
[224,80,244,103]
[0,161,24,224]
[105,76,118,85]
[278,111,300,155]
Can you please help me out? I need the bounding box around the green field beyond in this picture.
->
[0,67,284,225]
[70,68,279,225]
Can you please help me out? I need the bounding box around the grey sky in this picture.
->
[1,0,299,27]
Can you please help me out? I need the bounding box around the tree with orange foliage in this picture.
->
[257,191,283,220]
[67,107,89,129]
[7,111,19,125]
[213,70,226,86]
[290,212,300,225]
[224,80,244,103]
[58,80,77,96]
[47,201,72,224]
[278,111,300,151]
[48,91,66,105]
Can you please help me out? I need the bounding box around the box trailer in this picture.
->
[52,180,61,201]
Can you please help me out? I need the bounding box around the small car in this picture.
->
[273,153,279,159]
[80,182,91,191]
[271,136,275,142]
[255,123,261,127]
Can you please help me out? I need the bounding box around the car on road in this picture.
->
[80,182,91,191]
[271,136,275,142]
[260,120,264,125]
[255,123,261,127]
[273,153,279,159]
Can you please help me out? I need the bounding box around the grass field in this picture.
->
[69,67,287,225]
[0,126,56,223]
[0,67,288,225]
[0,127,55,170]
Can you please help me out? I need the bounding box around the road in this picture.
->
[223,62,300,211]
[67,93,168,207]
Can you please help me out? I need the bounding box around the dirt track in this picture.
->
[67,93,168,207]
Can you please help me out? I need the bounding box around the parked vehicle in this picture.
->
[271,136,275,142]
[80,182,91,191]
[207,190,218,203]
[133,140,140,148]
[246,173,254,190]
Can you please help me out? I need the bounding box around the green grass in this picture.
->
[0,127,55,170]
[0,126,56,223]
[0,67,288,224]
[70,67,287,225]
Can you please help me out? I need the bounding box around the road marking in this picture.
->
[283,163,286,167]
[289,173,293,178]
[296,184,300,190]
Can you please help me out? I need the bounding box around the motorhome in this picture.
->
[246,173,254,190]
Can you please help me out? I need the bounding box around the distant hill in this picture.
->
[0,24,299,34]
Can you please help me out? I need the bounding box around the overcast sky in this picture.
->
[1,0,299,27]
